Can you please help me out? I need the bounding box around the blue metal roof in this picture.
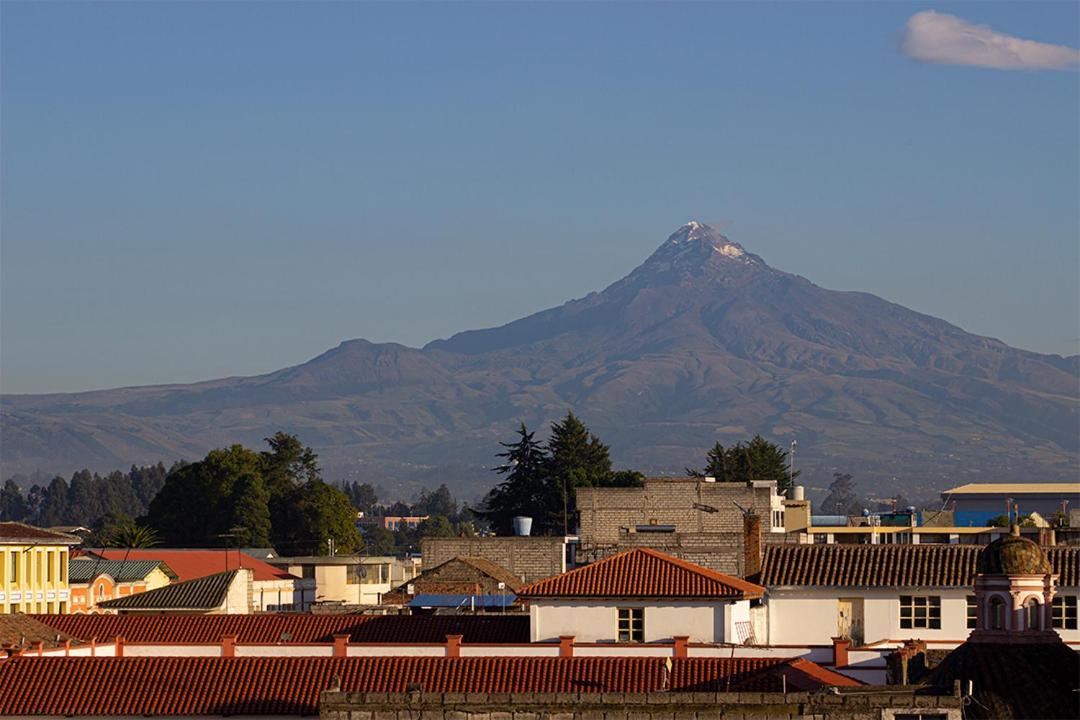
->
[408,593,517,609]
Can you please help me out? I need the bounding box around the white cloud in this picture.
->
[901,10,1080,70]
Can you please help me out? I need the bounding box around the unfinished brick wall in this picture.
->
[421,537,566,584]
[575,479,777,575]
[320,689,961,720]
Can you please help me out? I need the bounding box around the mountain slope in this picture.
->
[3,222,1076,499]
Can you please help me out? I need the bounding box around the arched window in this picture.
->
[1025,597,1041,631]
[96,583,105,601]
[989,597,1006,630]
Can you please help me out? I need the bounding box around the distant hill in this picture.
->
[3,222,1076,501]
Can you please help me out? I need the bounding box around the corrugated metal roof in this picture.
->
[759,544,1079,588]
[97,570,237,611]
[68,557,177,583]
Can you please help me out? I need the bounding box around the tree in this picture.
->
[275,480,363,555]
[821,472,862,516]
[147,445,267,546]
[687,436,798,494]
[261,432,320,499]
[414,484,458,520]
[231,472,272,547]
[344,482,379,514]
[479,423,554,535]
[0,479,27,521]
[363,525,397,555]
[100,514,160,548]
[602,470,645,488]
[416,514,456,538]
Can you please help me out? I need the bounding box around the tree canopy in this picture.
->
[145,435,362,555]
[479,413,640,536]
[688,435,799,494]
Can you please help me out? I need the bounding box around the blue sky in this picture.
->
[2,2,1077,393]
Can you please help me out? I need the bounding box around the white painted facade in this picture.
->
[765,586,1080,646]
[528,598,750,644]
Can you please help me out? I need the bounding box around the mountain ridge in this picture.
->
[3,222,1077,500]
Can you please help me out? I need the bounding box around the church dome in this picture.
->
[976,526,1051,576]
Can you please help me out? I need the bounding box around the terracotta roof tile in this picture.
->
[759,544,1079,588]
[519,548,764,599]
[0,615,82,650]
[0,656,857,715]
[84,549,296,582]
[32,613,530,644]
[98,570,237,611]
[0,522,79,544]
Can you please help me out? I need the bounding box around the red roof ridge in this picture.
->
[519,547,763,599]
[784,657,862,687]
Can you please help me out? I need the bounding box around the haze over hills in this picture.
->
[2,222,1077,501]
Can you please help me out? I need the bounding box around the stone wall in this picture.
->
[421,537,567,585]
[320,689,961,720]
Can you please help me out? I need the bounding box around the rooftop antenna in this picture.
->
[789,440,797,494]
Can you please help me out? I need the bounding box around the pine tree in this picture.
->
[479,423,554,535]
[0,480,27,521]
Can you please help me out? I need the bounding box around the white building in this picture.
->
[757,543,1078,647]
[518,547,764,644]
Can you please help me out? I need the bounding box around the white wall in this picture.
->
[767,588,976,646]
[530,599,732,643]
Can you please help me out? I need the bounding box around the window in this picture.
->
[58,601,66,614]
[1052,596,1077,630]
[46,551,53,582]
[899,596,941,629]
[617,607,644,643]
[989,597,1005,630]
[9,552,18,583]
[60,553,66,583]
[966,595,978,629]
[302,565,316,579]
[1024,598,1041,630]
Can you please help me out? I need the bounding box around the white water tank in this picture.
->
[513,516,533,536]
[789,485,805,501]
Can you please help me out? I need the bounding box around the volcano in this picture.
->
[3,222,1076,499]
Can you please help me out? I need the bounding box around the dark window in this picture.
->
[990,597,1005,630]
[966,595,977,629]
[900,595,941,629]
[302,565,316,579]
[617,607,644,643]
[1025,597,1041,630]
[1053,596,1078,630]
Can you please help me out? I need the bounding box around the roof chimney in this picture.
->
[743,512,762,578]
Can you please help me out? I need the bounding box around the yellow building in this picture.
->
[0,522,80,614]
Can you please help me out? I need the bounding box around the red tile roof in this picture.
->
[84,549,296,582]
[0,656,857,715]
[0,615,82,650]
[0,522,79,544]
[519,548,764,599]
[759,544,1079,588]
[32,613,530,644]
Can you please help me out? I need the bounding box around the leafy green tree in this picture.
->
[363,525,397,555]
[0,479,27,521]
[276,480,363,555]
[147,445,267,546]
[416,514,456,538]
[262,432,320,497]
[35,476,70,526]
[101,515,160,548]
[479,423,555,535]
[343,482,379,514]
[688,435,798,494]
[415,484,458,520]
[603,470,646,488]
[232,471,272,547]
